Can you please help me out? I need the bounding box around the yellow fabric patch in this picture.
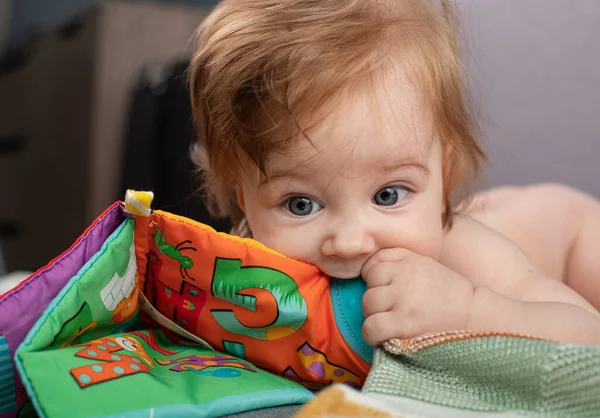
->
[124,190,154,216]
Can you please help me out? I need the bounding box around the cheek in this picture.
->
[244,201,322,263]
[416,192,445,260]
[377,196,445,260]
[252,224,321,264]
[416,168,445,259]
[394,211,444,259]
[414,219,445,260]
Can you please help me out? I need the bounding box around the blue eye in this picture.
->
[373,186,409,207]
[287,197,322,216]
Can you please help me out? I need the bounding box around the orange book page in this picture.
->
[134,211,371,387]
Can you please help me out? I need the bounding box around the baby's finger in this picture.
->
[361,261,396,288]
[361,247,413,278]
[362,286,395,318]
[362,312,401,345]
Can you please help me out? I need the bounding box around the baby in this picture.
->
[188,0,600,346]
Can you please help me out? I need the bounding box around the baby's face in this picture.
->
[237,75,446,278]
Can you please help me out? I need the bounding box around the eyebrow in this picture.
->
[259,172,297,188]
[380,160,431,175]
[259,158,430,188]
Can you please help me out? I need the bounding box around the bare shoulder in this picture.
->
[464,183,596,283]
[440,213,542,296]
[443,184,600,311]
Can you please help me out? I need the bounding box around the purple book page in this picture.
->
[0,202,124,417]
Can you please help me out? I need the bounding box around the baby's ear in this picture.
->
[236,185,246,213]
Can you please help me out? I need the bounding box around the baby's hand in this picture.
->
[361,248,475,345]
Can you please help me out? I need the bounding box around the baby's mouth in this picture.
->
[319,266,363,280]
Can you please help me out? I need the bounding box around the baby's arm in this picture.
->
[442,215,600,345]
[467,183,600,310]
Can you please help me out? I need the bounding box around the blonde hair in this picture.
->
[189,0,484,229]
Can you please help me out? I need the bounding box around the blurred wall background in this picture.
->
[0,0,10,52]
[458,0,600,195]
[6,0,219,47]
[0,0,219,273]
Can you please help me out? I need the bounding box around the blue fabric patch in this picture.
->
[0,335,17,413]
[330,277,372,363]
[223,341,246,359]
[97,389,311,418]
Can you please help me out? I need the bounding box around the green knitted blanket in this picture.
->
[362,332,600,417]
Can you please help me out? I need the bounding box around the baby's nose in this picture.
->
[321,223,376,259]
